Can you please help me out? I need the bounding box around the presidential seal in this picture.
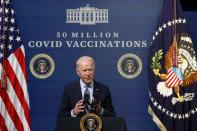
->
[117,53,142,79]
[80,113,102,131]
[30,54,55,79]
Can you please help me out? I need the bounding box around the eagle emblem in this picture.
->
[151,35,197,105]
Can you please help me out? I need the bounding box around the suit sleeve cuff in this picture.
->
[98,107,104,116]
[71,109,77,117]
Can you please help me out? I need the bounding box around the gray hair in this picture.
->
[76,56,95,69]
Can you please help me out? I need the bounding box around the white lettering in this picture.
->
[64,40,148,48]
[28,41,62,48]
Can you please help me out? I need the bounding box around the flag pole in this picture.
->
[1,0,7,89]
[172,0,178,67]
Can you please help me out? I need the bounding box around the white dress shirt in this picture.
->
[80,79,93,103]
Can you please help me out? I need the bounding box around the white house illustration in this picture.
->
[66,4,109,25]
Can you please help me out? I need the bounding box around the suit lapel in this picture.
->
[74,81,83,99]
[93,81,100,100]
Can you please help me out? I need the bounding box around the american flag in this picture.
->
[0,0,31,131]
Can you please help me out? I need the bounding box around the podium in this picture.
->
[55,117,127,131]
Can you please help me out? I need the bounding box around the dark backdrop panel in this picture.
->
[180,0,197,11]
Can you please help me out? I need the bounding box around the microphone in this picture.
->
[84,93,91,113]
[84,93,90,105]
[92,88,101,114]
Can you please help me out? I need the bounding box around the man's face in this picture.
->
[76,60,95,85]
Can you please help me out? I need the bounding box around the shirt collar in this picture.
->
[80,79,93,88]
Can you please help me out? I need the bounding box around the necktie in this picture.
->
[84,85,90,97]
[84,85,91,113]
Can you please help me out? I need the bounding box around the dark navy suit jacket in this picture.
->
[58,80,116,117]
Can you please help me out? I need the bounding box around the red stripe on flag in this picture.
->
[0,113,8,131]
[166,73,176,84]
[5,60,31,129]
[169,76,179,87]
[167,76,176,87]
[14,47,28,82]
[166,70,173,79]
[0,89,24,131]
[166,74,176,87]
[166,68,183,88]
[166,71,174,81]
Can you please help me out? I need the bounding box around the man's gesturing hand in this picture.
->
[73,99,85,115]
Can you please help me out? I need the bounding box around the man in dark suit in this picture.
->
[58,56,116,118]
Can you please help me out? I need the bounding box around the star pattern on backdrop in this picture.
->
[151,18,186,43]
[149,92,197,119]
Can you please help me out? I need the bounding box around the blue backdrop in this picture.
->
[12,0,197,130]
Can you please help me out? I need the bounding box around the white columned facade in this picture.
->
[66,4,109,25]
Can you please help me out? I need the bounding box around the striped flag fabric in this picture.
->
[0,0,31,131]
[166,67,183,88]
